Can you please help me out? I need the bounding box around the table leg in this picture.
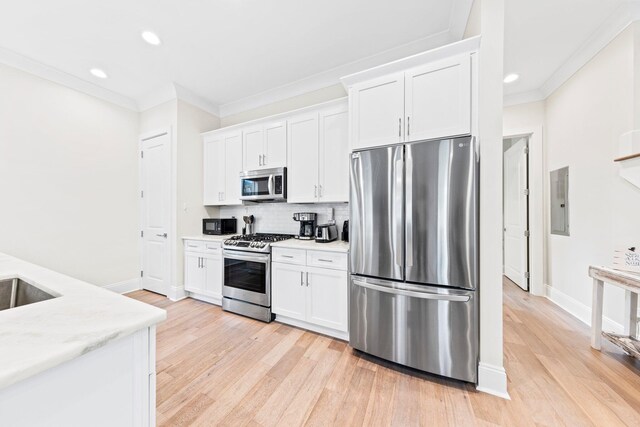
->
[591,278,604,350]
[624,291,638,338]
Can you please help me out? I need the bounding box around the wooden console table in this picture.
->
[589,266,640,358]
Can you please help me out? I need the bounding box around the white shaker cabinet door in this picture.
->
[184,252,204,294]
[287,113,319,203]
[350,72,405,150]
[306,266,348,332]
[203,136,226,206]
[272,262,307,321]
[242,125,264,171]
[223,131,243,205]
[203,252,223,299]
[319,105,349,203]
[404,55,471,142]
[264,120,287,168]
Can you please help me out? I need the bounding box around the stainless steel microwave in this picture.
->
[239,167,286,202]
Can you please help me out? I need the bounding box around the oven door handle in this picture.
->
[223,249,270,263]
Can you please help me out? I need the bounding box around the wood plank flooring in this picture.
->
[127,279,640,426]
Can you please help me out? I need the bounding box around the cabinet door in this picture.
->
[306,266,348,332]
[351,72,405,150]
[264,120,287,168]
[272,262,307,321]
[405,55,471,141]
[202,252,222,299]
[184,252,204,293]
[319,105,349,202]
[242,125,263,171]
[224,131,243,205]
[203,136,225,205]
[287,113,319,203]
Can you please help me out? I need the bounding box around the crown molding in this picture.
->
[0,46,139,111]
[137,84,177,112]
[137,83,221,117]
[505,1,640,107]
[174,84,220,117]
[219,30,455,118]
[503,89,545,107]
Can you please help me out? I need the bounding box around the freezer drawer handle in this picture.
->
[352,279,470,302]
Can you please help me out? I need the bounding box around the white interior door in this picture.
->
[141,132,171,295]
[503,137,529,290]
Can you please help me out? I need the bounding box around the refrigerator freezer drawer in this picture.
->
[349,277,478,383]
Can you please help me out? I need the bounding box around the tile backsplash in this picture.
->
[219,203,349,236]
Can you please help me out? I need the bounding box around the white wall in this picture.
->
[0,63,140,286]
[503,101,544,131]
[544,25,636,329]
[220,84,346,126]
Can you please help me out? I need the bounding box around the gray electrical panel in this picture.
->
[550,167,569,236]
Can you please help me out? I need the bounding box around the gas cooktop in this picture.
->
[223,233,294,252]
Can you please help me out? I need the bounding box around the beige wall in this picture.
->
[544,25,635,328]
[0,63,140,286]
[220,84,346,126]
[504,25,639,330]
[175,100,220,286]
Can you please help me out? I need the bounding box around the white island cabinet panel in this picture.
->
[405,54,471,141]
[287,112,319,203]
[350,72,404,150]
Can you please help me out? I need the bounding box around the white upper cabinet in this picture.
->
[351,72,405,150]
[264,120,287,169]
[203,130,242,206]
[287,112,320,203]
[224,131,243,205]
[242,120,287,171]
[242,125,263,171]
[318,105,349,202]
[345,45,476,150]
[405,55,471,141]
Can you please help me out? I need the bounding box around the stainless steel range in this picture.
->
[222,233,293,322]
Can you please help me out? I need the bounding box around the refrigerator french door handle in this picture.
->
[405,151,414,267]
[352,279,470,302]
[394,153,404,269]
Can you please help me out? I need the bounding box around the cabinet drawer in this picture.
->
[272,248,306,265]
[184,240,205,252]
[307,250,348,271]
[204,241,222,253]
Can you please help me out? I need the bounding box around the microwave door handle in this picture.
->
[268,175,275,195]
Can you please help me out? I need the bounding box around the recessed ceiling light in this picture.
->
[90,68,108,79]
[503,73,519,84]
[141,31,161,46]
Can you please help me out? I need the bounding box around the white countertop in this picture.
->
[182,234,235,243]
[271,239,350,253]
[0,253,166,390]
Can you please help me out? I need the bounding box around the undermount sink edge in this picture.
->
[0,277,57,311]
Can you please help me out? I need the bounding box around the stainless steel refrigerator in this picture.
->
[349,136,478,383]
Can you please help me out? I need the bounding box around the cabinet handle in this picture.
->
[198,257,201,268]
[300,271,304,286]
[318,258,333,263]
[281,255,293,258]
[258,154,262,166]
[314,185,317,198]
[306,272,309,287]
[188,244,197,248]
[398,118,402,138]
[319,185,323,198]
[407,116,410,136]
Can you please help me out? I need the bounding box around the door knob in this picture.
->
[156,233,168,238]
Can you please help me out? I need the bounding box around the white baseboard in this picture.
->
[103,278,141,294]
[477,362,510,399]
[168,285,187,302]
[544,284,624,333]
[186,292,221,306]
[275,315,349,341]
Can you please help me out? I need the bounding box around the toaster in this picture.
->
[315,223,338,243]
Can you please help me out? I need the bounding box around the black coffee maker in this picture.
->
[292,213,317,240]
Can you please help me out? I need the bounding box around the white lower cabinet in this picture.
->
[184,240,223,304]
[272,248,348,339]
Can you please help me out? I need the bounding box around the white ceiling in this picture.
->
[0,0,472,114]
[504,0,637,104]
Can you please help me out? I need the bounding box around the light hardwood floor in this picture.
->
[127,279,640,426]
